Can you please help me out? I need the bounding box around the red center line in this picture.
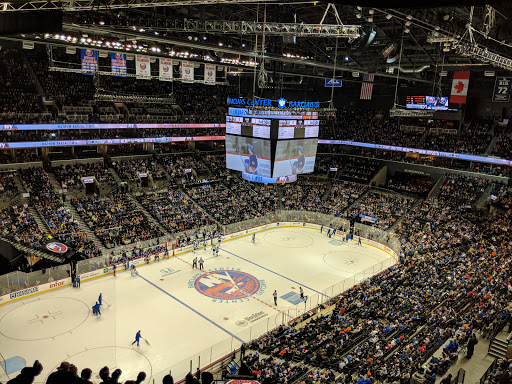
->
[175,256,288,316]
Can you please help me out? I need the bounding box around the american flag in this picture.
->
[360,74,375,100]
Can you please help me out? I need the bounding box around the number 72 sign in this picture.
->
[492,77,512,102]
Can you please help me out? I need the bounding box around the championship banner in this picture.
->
[111,52,127,77]
[450,71,470,104]
[204,64,216,84]
[492,77,512,102]
[136,55,151,79]
[182,61,194,82]
[80,49,98,75]
[159,58,173,82]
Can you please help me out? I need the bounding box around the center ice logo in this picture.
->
[190,269,266,303]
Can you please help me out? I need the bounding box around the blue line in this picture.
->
[220,249,329,298]
[136,273,245,343]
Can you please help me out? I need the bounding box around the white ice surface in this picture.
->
[0,227,395,383]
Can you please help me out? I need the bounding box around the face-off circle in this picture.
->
[0,297,89,341]
[194,270,260,300]
[263,230,314,248]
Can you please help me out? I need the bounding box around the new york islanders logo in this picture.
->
[185,69,191,75]
[46,242,68,253]
[140,63,147,70]
[115,53,123,60]
[163,66,169,72]
[85,49,94,56]
[207,71,213,77]
[190,269,266,303]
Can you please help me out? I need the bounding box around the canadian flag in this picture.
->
[450,71,470,104]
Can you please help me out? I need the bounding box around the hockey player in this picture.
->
[252,233,255,243]
[216,247,219,257]
[132,330,142,346]
[327,228,331,238]
[75,275,80,288]
[193,241,197,254]
[113,264,116,276]
[199,257,204,270]
[245,144,259,175]
[203,239,207,251]
[358,237,362,246]
[131,264,137,276]
[211,244,216,254]
[192,256,197,269]
[99,293,103,306]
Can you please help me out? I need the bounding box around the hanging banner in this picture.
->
[111,52,127,77]
[136,55,151,79]
[492,77,512,102]
[182,61,194,82]
[204,64,216,84]
[450,71,470,104]
[80,49,98,75]
[159,58,173,82]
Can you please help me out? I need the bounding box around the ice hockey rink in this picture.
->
[0,227,396,383]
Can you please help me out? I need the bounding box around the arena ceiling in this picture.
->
[1,0,511,84]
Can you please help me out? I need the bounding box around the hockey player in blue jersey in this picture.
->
[93,302,101,316]
[327,228,331,237]
[244,145,259,175]
[358,237,362,246]
[292,146,306,175]
[98,293,102,306]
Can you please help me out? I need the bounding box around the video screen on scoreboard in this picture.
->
[278,119,319,139]
[406,96,449,110]
[225,116,270,139]
[225,134,272,177]
[272,138,318,177]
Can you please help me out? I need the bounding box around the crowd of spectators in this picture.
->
[72,192,164,248]
[137,189,211,234]
[0,48,41,118]
[159,154,210,183]
[321,181,368,216]
[19,167,102,257]
[386,172,434,197]
[282,179,327,212]
[200,153,229,178]
[186,179,258,225]
[338,157,382,184]
[53,163,115,190]
[0,203,45,249]
[0,171,20,200]
[7,359,148,384]
[243,184,512,384]
[113,158,166,182]
[438,174,490,210]
[347,191,415,230]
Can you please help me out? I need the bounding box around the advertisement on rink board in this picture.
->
[1,277,72,304]
[1,221,398,305]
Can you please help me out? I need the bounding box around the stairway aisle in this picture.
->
[63,200,108,255]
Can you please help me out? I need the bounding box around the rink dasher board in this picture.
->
[0,222,398,306]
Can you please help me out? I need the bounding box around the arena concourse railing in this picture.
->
[0,210,401,384]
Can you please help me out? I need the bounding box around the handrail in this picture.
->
[488,315,509,352]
